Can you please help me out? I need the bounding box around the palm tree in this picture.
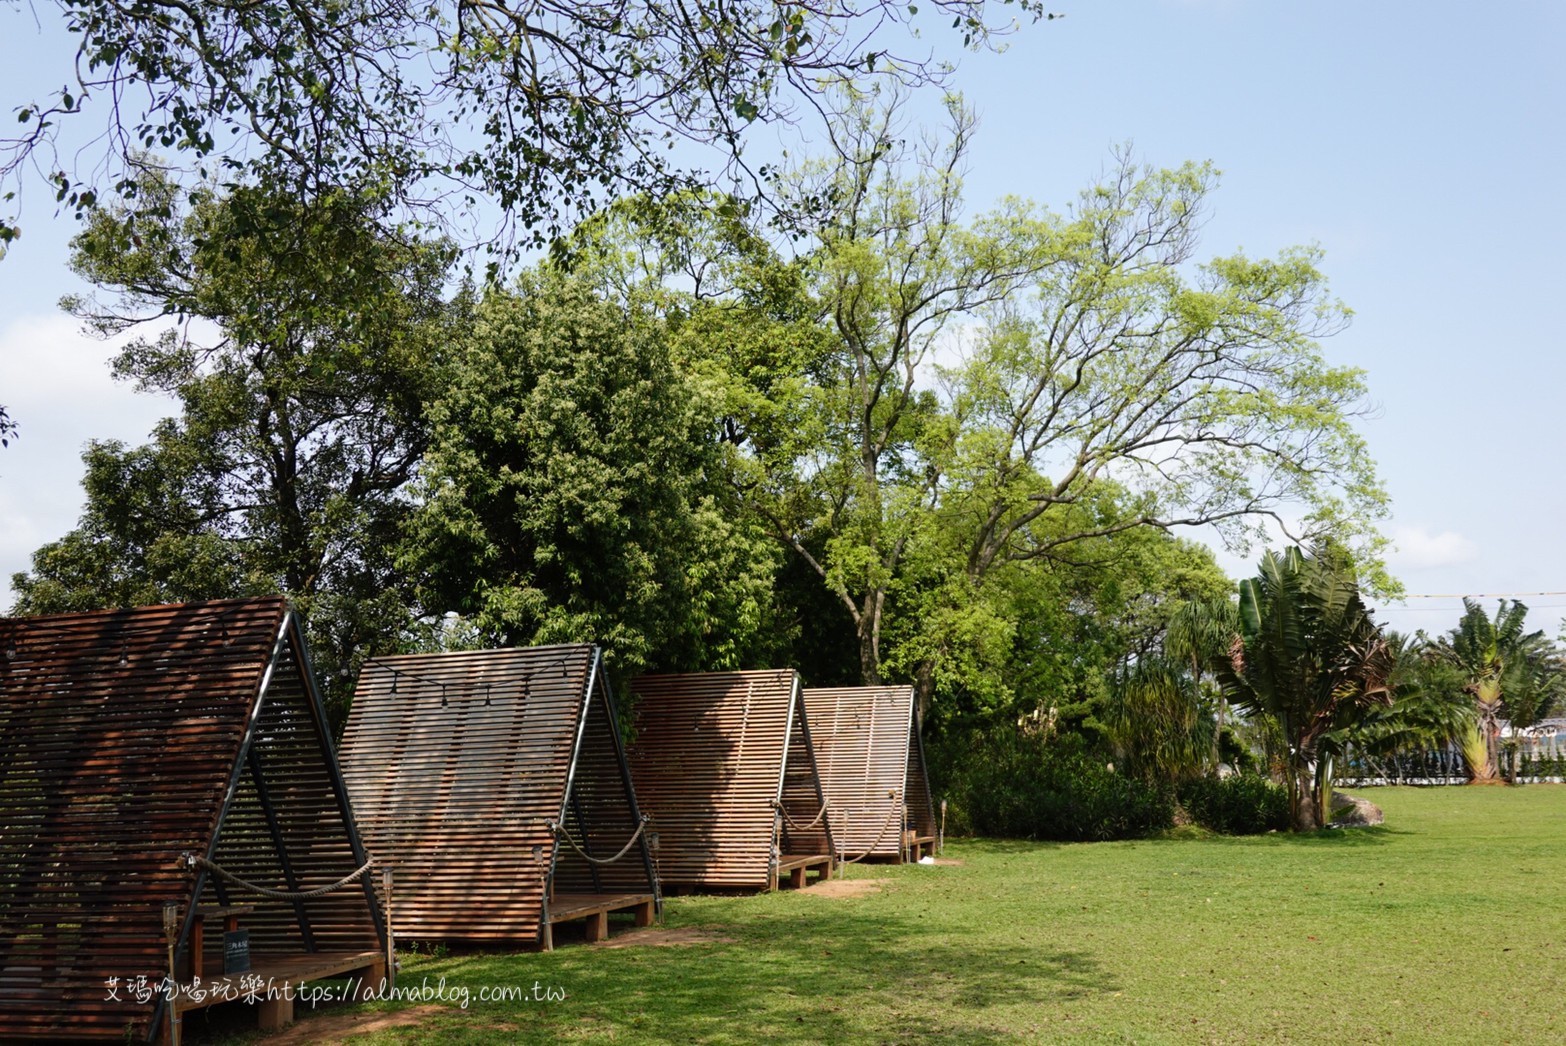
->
[1433,599,1556,783]
[1216,546,1394,831]
[1340,632,1475,783]
[1164,597,1241,770]
[1503,676,1565,781]
[1490,631,1564,782]
[1105,657,1216,786]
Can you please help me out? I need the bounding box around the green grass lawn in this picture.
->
[214,786,1566,1044]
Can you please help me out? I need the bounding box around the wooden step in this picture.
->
[543,892,657,950]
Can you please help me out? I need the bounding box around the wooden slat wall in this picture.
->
[779,692,834,859]
[803,686,938,860]
[552,674,656,897]
[340,644,651,943]
[626,670,831,890]
[904,703,939,844]
[197,636,382,963]
[0,597,381,1042]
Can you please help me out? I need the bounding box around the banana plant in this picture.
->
[1217,546,1394,830]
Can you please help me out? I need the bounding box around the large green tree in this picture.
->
[634,94,1389,719]
[402,270,782,684]
[11,176,460,723]
[1216,546,1394,831]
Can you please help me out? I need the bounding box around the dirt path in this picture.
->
[265,1005,445,1044]
[597,926,735,948]
[804,877,889,898]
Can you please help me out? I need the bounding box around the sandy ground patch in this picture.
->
[931,857,964,866]
[266,1004,445,1044]
[803,877,890,898]
[597,926,736,948]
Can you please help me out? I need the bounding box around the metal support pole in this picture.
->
[382,867,396,990]
[163,903,181,1046]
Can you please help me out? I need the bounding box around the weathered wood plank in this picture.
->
[626,671,836,891]
[0,598,385,1042]
[802,686,939,863]
[340,646,657,945]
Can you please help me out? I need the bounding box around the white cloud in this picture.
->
[0,312,179,605]
[1389,524,1479,571]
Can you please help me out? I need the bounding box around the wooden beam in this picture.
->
[246,746,316,951]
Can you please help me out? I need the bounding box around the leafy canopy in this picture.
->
[402,269,783,684]
[2,0,1052,257]
[11,176,462,724]
[603,92,1392,719]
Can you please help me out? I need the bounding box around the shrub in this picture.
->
[1178,774,1289,835]
[935,729,1174,842]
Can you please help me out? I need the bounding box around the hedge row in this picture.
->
[933,730,1288,840]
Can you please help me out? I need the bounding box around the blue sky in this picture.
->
[1,0,1562,638]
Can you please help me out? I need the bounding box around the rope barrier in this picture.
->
[550,815,649,865]
[836,792,905,865]
[773,797,830,831]
[649,823,663,890]
[183,853,376,900]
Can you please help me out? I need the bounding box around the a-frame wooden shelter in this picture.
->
[339,644,657,949]
[0,598,387,1043]
[625,669,836,892]
[803,685,939,863]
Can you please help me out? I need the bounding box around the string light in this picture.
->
[366,656,577,705]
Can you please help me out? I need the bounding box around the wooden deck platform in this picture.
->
[544,892,657,950]
[906,832,937,861]
[163,949,385,1041]
[772,853,835,890]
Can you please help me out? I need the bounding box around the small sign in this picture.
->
[223,929,250,975]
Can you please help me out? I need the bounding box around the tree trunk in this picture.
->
[857,603,882,686]
[1286,760,1319,832]
[1314,754,1334,828]
[1467,710,1502,783]
[1487,713,1503,783]
[912,659,936,722]
[1211,685,1225,774]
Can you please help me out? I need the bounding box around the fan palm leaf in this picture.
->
[1218,546,1393,830]
[1434,598,1555,782]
